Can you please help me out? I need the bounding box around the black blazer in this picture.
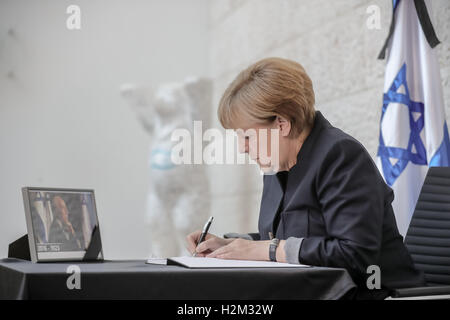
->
[258,111,425,291]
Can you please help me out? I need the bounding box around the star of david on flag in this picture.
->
[376,0,450,237]
[378,63,427,186]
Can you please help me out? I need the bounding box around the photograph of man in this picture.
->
[49,195,82,251]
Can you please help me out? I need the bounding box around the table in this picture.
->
[0,258,356,300]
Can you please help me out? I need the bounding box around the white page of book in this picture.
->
[166,256,310,268]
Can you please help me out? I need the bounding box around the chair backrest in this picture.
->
[405,167,450,286]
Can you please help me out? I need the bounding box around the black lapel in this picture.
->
[283,111,327,210]
[258,111,329,238]
[259,174,284,240]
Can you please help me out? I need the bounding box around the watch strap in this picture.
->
[269,238,280,262]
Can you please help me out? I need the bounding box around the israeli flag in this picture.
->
[376,0,450,237]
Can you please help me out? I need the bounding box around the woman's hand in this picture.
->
[187,232,288,262]
[205,238,272,261]
[186,230,234,257]
[206,239,287,262]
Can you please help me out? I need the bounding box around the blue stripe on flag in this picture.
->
[429,122,450,167]
[393,0,400,11]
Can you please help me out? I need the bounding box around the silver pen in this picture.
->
[193,216,214,257]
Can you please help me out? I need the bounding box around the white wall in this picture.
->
[0,0,209,259]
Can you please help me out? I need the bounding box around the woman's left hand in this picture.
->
[206,238,271,261]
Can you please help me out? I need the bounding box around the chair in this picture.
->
[387,167,450,299]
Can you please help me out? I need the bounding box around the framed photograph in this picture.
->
[22,187,103,262]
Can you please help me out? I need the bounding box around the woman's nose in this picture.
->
[238,145,249,154]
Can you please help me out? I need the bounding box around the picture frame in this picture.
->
[22,187,103,262]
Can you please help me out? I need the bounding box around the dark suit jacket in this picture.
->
[258,111,425,291]
[49,218,82,251]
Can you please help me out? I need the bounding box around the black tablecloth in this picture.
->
[0,258,356,300]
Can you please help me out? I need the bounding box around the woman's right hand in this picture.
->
[186,230,234,257]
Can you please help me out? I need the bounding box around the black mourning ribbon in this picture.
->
[378,0,440,60]
[82,225,103,261]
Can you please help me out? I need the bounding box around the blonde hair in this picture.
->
[218,57,315,138]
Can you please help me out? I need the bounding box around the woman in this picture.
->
[186,57,425,298]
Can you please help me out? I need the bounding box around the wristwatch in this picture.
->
[269,238,280,262]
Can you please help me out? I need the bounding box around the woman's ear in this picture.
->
[276,116,291,137]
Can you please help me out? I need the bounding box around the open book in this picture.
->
[147,256,309,268]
